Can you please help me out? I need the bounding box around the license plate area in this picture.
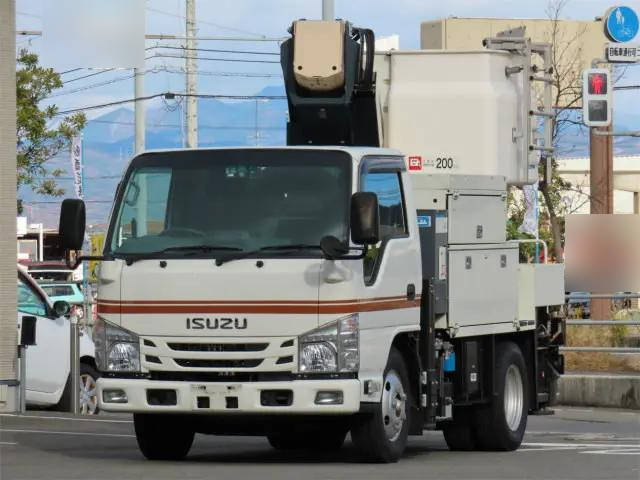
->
[192,384,242,410]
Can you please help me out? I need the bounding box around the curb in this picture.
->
[557,374,640,410]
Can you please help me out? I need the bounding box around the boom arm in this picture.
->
[281,20,379,147]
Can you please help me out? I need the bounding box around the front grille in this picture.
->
[141,336,297,373]
[168,342,268,352]
[174,358,263,369]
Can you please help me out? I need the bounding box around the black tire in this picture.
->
[267,429,347,451]
[474,342,528,451]
[351,348,411,463]
[134,414,195,460]
[442,407,476,451]
[56,362,101,415]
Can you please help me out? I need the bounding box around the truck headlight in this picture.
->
[298,314,359,373]
[93,316,140,372]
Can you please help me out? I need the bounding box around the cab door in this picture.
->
[318,157,422,386]
[18,274,69,395]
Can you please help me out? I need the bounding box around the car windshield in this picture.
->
[41,285,76,297]
[107,150,351,256]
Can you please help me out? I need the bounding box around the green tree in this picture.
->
[17,49,86,208]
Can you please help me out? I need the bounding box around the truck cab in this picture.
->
[94,145,419,414]
[57,19,565,463]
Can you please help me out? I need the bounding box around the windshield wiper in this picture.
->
[215,244,322,266]
[117,245,242,266]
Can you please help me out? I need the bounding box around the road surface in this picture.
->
[1,407,638,479]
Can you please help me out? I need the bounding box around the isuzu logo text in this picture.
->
[186,318,248,330]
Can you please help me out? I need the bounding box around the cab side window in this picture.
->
[17,277,48,317]
[361,172,407,283]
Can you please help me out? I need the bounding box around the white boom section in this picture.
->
[375,50,537,186]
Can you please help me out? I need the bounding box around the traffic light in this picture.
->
[582,68,612,127]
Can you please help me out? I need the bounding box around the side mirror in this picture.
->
[59,198,86,251]
[53,300,71,317]
[351,192,379,245]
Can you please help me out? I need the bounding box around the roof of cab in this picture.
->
[132,146,404,161]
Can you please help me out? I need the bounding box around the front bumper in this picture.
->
[97,377,361,414]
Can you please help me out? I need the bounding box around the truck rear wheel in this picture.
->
[134,414,195,460]
[474,341,528,451]
[351,348,410,463]
[441,407,476,451]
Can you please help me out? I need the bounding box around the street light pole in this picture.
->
[322,0,335,20]
[0,0,18,413]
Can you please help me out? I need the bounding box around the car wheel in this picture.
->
[79,363,100,415]
[56,363,100,414]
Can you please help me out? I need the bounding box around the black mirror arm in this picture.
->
[64,250,105,270]
[324,245,368,261]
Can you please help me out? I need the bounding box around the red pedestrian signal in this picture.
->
[583,69,612,127]
[588,73,608,95]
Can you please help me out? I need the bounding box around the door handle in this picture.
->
[406,284,416,301]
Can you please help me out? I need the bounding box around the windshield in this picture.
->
[41,285,76,297]
[107,150,351,257]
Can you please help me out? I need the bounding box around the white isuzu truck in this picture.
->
[58,20,566,462]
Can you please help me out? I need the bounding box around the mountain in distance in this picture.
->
[20,84,639,227]
[21,85,289,227]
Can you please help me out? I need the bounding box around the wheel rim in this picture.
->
[79,373,98,415]
[504,364,523,431]
[381,369,406,442]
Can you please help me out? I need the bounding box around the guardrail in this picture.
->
[509,238,548,264]
[562,293,640,355]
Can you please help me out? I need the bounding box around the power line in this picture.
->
[59,68,83,76]
[88,119,285,130]
[54,67,280,98]
[17,11,41,19]
[63,68,117,85]
[60,48,280,85]
[162,66,281,78]
[147,53,280,64]
[149,45,279,56]
[49,72,139,98]
[614,85,640,90]
[55,92,287,115]
[145,7,267,39]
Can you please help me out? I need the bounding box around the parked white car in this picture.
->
[17,265,99,415]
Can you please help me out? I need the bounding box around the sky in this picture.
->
[15,0,640,121]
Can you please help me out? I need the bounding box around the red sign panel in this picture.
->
[408,156,422,171]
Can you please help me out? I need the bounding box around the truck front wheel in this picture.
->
[134,414,195,460]
[474,341,528,451]
[351,348,410,463]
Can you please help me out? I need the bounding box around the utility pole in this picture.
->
[589,126,614,215]
[589,124,614,321]
[186,0,198,148]
[0,0,18,413]
[322,0,335,20]
[134,69,145,154]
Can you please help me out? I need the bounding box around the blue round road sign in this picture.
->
[605,6,639,43]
